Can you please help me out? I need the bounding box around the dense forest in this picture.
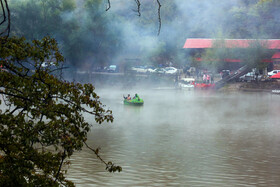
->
[7,0,280,69]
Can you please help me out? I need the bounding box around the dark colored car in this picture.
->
[107,65,118,73]
[221,70,230,79]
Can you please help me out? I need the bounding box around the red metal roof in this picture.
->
[195,58,272,63]
[195,58,241,62]
[183,39,280,49]
[272,52,280,59]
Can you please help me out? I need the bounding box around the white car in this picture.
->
[131,66,148,73]
[164,67,178,74]
[268,70,280,77]
[146,68,156,73]
[153,68,166,74]
[239,72,262,82]
[107,65,118,72]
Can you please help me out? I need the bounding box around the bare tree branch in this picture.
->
[0,0,10,37]
[134,0,141,17]
[54,150,66,183]
[103,0,162,35]
[84,141,122,172]
[156,0,161,35]
[0,0,6,25]
[106,0,111,11]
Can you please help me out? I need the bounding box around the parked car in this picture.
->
[221,70,230,78]
[107,65,118,72]
[239,72,262,82]
[131,66,147,73]
[154,68,166,74]
[146,67,156,73]
[268,70,280,77]
[94,66,107,72]
[143,66,155,73]
[164,67,178,74]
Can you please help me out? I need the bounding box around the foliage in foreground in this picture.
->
[0,36,121,186]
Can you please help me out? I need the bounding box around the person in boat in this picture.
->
[133,93,140,100]
[123,94,131,100]
[126,94,131,100]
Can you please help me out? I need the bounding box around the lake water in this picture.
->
[66,88,280,186]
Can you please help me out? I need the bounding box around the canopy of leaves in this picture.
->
[9,0,121,68]
[0,36,120,186]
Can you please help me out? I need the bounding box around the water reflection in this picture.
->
[67,89,280,186]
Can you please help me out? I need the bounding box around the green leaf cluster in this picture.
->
[0,36,114,186]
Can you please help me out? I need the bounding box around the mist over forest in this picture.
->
[9,0,280,70]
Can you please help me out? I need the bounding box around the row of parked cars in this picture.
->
[238,72,262,82]
[221,67,262,82]
[94,65,118,73]
[233,69,280,82]
[239,69,280,82]
[130,66,179,75]
[93,65,179,74]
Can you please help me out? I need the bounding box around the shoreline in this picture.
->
[218,81,280,93]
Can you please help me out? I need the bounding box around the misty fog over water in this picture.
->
[67,88,280,186]
[3,0,280,186]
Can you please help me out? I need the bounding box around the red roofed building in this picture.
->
[183,38,280,49]
[183,38,280,64]
[272,52,280,59]
[183,38,280,71]
[271,51,280,69]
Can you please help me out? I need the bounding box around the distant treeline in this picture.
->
[8,0,280,69]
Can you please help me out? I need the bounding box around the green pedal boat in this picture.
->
[123,97,144,106]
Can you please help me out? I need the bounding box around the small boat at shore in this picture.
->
[272,89,280,94]
[178,78,195,90]
[194,83,215,89]
[178,78,215,90]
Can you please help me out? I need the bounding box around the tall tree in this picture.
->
[9,0,123,68]
[0,36,121,186]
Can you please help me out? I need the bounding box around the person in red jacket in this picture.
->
[124,94,131,100]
